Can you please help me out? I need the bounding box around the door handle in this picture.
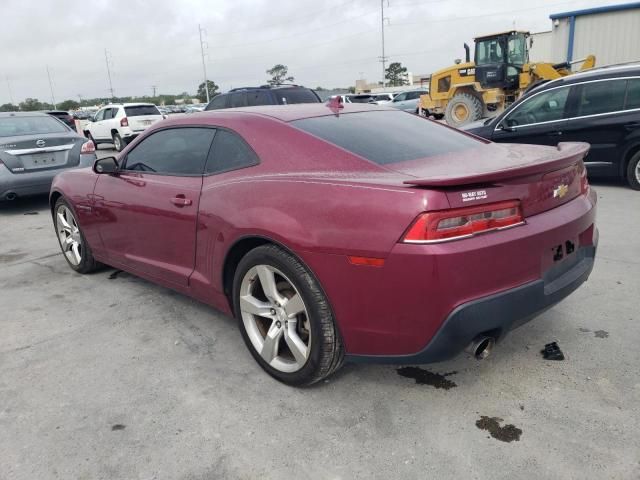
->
[624,122,640,130]
[170,195,192,207]
[546,131,563,137]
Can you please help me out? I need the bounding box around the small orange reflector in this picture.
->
[348,256,385,267]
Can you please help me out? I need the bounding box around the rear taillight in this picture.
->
[120,117,129,127]
[81,140,95,154]
[402,200,524,243]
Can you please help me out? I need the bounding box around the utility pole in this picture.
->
[104,49,115,100]
[380,0,389,87]
[46,65,56,109]
[151,85,157,97]
[6,76,15,105]
[198,24,210,104]
[78,94,83,105]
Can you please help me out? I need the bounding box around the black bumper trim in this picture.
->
[346,245,596,365]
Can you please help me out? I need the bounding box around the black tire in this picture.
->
[113,132,125,152]
[232,244,344,386]
[444,92,483,127]
[53,197,102,274]
[626,151,640,190]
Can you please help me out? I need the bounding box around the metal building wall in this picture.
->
[549,19,571,63]
[572,9,640,65]
[528,31,553,62]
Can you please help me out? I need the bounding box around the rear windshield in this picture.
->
[274,89,319,105]
[0,116,68,137]
[124,105,160,117]
[348,95,374,103]
[292,111,481,165]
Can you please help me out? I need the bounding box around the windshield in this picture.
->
[292,111,480,165]
[475,37,504,65]
[124,105,161,117]
[0,116,68,137]
[507,34,527,66]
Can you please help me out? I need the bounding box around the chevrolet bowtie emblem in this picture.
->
[553,184,569,199]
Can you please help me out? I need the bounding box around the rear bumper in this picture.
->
[0,154,96,200]
[346,243,596,364]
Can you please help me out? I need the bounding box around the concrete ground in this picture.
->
[1,151,639,479]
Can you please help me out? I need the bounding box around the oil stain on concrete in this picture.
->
[396,367,457,389]
[475,416,522,442]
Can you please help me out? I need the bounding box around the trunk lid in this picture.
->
[393,142,589,217]
[0,133,85,173]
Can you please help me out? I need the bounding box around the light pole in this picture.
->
[199,24,210,104]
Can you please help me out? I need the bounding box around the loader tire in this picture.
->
[444,92,483,127]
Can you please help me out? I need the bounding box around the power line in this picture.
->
[104,49,115,99]
[46,65,56,109]
[198,24,210,103]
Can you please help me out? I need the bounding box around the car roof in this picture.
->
[0,111,50,118]
[103,103,157,108]
[531,62,640,93]
[186,103,395,123]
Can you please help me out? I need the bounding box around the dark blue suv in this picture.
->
[204,85,321,111]
[464,63,640,190]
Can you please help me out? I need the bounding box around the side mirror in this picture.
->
[93,156,119,174]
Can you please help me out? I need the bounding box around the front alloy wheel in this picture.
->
[233,245,344,386]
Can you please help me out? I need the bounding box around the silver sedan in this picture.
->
[0,112,97,201]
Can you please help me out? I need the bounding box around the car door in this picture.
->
[90,108,107,139]
[93,127,216,286]
[491,84,571,146]
[391,92,408,109]
[561,77,636,176]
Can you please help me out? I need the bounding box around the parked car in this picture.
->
[0,112,95,201]
[205,85,321,110]
[463,63,640,190]
[83,103,163,152]
[46,110,76,132]
[389,89,428,113]
[50,103,597,386]
[369,92,397,104]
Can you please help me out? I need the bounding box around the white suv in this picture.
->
[84,103,163,152]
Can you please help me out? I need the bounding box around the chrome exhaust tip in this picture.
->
[465,336,495,360]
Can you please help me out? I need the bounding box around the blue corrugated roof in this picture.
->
[550,1,640,19]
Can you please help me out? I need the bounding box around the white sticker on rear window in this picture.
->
[461,190,487,202]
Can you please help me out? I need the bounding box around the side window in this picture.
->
[104,108,115,120]
[407,91,422,100]
[123,128,215,175]
[206,95,227,110]
[230,93,247,108]
[205,129,259,174]
[247,90,272,106]
[504,87,570,127]
[576,79,626,117]
[393,93,407,102]
[626,78,640,110]
[95,109,106,121]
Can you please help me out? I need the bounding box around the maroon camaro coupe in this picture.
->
[50,103,598,386]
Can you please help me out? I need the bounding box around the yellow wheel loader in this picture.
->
[419,30,596,127]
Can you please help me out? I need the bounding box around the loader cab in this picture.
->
[474,31,529,91]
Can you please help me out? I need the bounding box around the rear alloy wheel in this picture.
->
[112,132,125,152]
[233,245,344,386]
[54,198,101,273]
[444,92,483,127]
[626,151,640,190]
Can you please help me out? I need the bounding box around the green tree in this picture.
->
[196,80,219,103]
[385,62,409,87]
[58,99,80,111]
[0,103,18,112]
[266,64,294,86]
[19,98,48,111]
